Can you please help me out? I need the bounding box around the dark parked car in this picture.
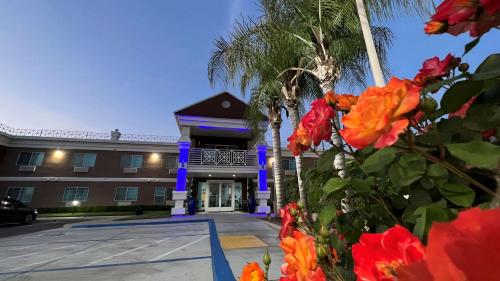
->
[0,197,37,224]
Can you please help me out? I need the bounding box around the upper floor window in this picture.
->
[17,152,44,166]
[63,187,89,202]
[115,187,138,201]
[6,187,35,203]
[72,153,97,168]
[282,159,296,171]
[121,155,143,168]
[166,156,178,169]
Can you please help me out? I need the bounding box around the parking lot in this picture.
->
[0,220,213,281]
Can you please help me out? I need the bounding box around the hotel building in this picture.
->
[0,92,317,214]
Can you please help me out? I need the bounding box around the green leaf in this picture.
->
[408,188,433,207]
[427,163,448,178]
[422,74,465,94]
[473,53,500,80]
[350,178,372,194]
[413,205,449,240]
[439,183,475,207]
[440,80,484,113]
[316,148,336,172]
[318,205,336,226]
[389,154,427,187]
[323,177,350,194]
[463,103,500,131]
[463,37,481,56]
[361,147,397,174]
[446,141,500,169]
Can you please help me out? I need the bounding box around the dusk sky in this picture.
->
[0,0,498,140]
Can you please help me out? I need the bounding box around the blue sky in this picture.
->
[0,0,498,139]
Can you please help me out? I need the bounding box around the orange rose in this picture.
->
[280,231,326,281]
[240,262,265,281]
[287,123,311,156]
[324,90,335,106]
[335,94,358,111]
[323,90,358,111]
[340,77,421,149]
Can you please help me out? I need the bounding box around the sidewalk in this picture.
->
[198,212,284,280]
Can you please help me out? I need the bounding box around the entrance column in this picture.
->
[256,144,271,214]
[172,126,190,215]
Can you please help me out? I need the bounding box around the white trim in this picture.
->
[4,137,178,152]
[0,177,177,182]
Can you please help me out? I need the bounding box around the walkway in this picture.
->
[198,212,284,280]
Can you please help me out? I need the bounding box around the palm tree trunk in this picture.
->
[331,111,347,178]
[287,103,307,209]
[271,122,285,213]
[355,0,385,87]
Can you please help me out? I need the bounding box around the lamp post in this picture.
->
[355,0,385,87]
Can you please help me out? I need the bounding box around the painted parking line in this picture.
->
[6,238,134,273]
[5,244,48,250]
[87,237,173,265]
[150,235,209,261]
[0,256,212,276]
[2,251,43,262]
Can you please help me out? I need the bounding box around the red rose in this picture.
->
[301,98,334,146]
[279,202,298,240]
[352,225,425,281]
[413,54,460,87]
[426,0,500,37]
[399,207,500,281]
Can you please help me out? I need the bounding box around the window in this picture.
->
[120,155,143,168]
[6,187,35,203]
[115,187,139,201]
[282,159,296,171]
[154,187,166,204]
[17,152,44,166]
[72,153,97,167]
[166,156,178,169]
[63,187,89,202]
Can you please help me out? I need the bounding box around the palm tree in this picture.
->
[246,81,286,213]
[207,14,318,211]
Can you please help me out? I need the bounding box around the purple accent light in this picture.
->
[198,125,249,132]
[176,142,191,192]
[257,145,267,191]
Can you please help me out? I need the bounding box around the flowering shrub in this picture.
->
[242,1,499,280]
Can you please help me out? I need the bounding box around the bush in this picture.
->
[37,205,171,214]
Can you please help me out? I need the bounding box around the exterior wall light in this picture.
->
[72,200,81,207]
[149,153,161,163]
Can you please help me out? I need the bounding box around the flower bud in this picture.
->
[421,97,438,113]
[424,21,447,34]
[459,63,470,72]
[319,226,330,238]
[289,207,298,217]
[297,202,304,210]
[316,244,328,259]
[263,249,271,266]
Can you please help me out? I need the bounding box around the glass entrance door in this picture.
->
[205,181,235,212]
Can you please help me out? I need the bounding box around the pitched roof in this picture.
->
[174,92,266,120]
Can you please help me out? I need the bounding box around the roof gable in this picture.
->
[175,92,258,120]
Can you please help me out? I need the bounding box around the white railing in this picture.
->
[189,148,257,166]
[0,123,178,143]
